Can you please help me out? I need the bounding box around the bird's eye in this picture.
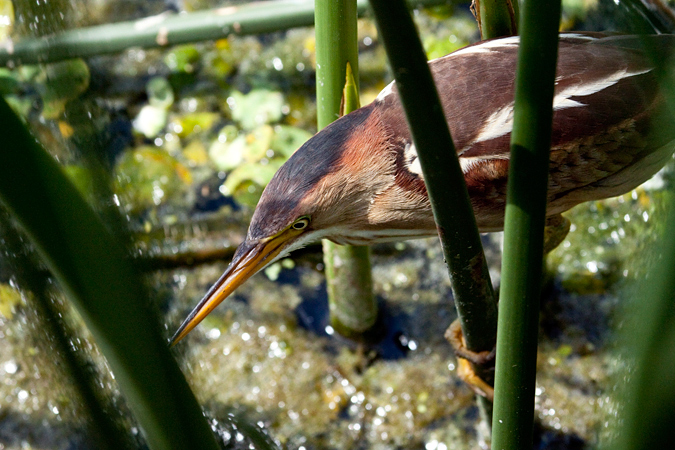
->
[291,217,310,230]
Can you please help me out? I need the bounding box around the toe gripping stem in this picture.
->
[444,214,568,402]
[445,319,496,401]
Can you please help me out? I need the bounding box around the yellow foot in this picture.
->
[457,358,494,402]
[445,319,495,401]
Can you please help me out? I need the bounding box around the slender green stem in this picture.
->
[475,0,519,39]
[491,0,561,448]
[323,67,378,335]
[314,0,359,129]
[315,0,377,336]
[0,0,450,67]
[367,0,497,391]
[323,242,377,335]
[0,97,221,450]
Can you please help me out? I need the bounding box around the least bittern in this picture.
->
[171,33,674,347]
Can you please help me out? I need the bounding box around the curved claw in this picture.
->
[445,319,495,401]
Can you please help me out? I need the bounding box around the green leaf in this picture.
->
[271,125,312,157]
[40,59,90,119]
[227,89,285,130]
[114,146,190,212]
[164,45,201,73]
[0,68,19,95]
[147,77,175,109]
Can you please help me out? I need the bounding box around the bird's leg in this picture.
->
[445,319,495,401]
[541,214,571,288]
[446,319,495,364]
[446,214,570,401]
[470,0,483,37]
[543,214,571,255]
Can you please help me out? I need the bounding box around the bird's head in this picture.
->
[171,105,403,344]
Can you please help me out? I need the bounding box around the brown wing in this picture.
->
[373,33,674,229]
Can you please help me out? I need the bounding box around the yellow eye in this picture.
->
[291,217,310,230]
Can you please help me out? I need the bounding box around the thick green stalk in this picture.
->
[325,65,377,335]
[323,242,377,335]
[315,0,377,336]
[602,7,675,450]
[0,210,131,450]
[0,0,449,67]
[475,0,519,39]
[612,197,675,450]
[0,97,221,450]
[367,0,497,390]
[491,1,561,449]
[314,0,359,130]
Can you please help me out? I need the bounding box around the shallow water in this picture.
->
[0,1,670,448]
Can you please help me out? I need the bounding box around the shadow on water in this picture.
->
[255,250,434,361]
[294,287,413,361]
[0,409,94,450]
[533,422,586,450]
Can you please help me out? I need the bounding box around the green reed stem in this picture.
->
[0,0,450,67]
[475,0,519,39]
[0,97,221,450]
[491,0,561,448]
[603,4,675,450]
[368,0,497,415]
[315,0,378,337]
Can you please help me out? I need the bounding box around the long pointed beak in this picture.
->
[170,234,292,345]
